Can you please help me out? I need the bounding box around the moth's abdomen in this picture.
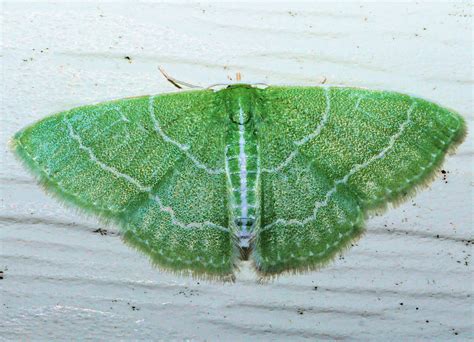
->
[224,105,260,249]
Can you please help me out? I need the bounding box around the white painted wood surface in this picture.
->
[1,2,472,340]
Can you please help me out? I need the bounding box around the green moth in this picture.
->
[12,83,466,280]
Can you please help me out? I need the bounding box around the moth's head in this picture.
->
[219,84,260,125]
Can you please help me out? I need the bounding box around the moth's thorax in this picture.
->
[218,84,260,125]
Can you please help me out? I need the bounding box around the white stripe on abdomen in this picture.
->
[238,103,249,230]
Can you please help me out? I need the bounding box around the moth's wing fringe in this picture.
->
[10,135,237,283]
[122,231,237,283]
[253,225,366,282]
[10,136,121,225]
[363,112,467,217]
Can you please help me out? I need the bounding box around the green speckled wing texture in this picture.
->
[13,85,466,279]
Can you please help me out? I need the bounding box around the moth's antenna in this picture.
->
[158,67,202,89]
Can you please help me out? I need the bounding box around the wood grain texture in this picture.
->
[1,2,472,341]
